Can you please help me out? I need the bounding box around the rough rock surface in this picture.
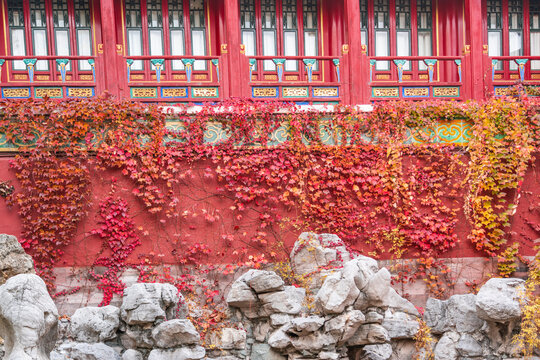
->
[120,283,185,325]
[475,278,524,323]
[51,341,121,360]
[0,234,34,284]
[151,319,200,348]
[69,305,120,343]
[147,345,205,360]
[0,274,58,360]
[227,233,418,360]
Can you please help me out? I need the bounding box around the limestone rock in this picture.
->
[270,313,291,327]
[455,334,483,357]
[120,327,154,349]
[259,286,305,315]
[287,316,325,336]
[212,327,246,350]
[254,321,271,342]
[70,305,120,343]
[0,274,58,360]
[51,342,121,360]
[290,332,335,351]
[343,257,377,292]
[347,324,390,346]
[324,309,365,343]
[152,319,200,348]
[268,326,292,349]
[424,298,448,334]
[316,271,360,314]
[385,289,420,316]
[0,234,34,284]
[433,331,459,360]
[425,294,484,335]
[122,349,144,360]
[475,278,524,323]
[241,270,284,294]
[147,345,205,360]
[290,232,351,289]
[120,283,184,326]
[364,269,391,306]
[361,343,392,360]
[446,294,484,333]
[250,343,286,360]
[226,281,258,308]
[382,310,419,340]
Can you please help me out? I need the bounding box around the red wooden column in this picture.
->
[464,0,486,100]
[223,0,250,98]
[344,0,365,104]
[98,0,122,98]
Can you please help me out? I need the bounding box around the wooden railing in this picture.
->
[364,55,465,100]
[246,55,343,102]
[487,56,540,96]
[0,55,97,99]
[123,55,223,102]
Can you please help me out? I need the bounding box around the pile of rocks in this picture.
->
[0,232,538,360]
[226,233,422,360]
[425,277,527,360]
[53,282,206,360]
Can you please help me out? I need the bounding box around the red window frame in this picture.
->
[241,0,324,82]
[2,0,94,81]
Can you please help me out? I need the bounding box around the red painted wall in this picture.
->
[0,152,538,268]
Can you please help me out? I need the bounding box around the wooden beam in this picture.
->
[224,0,250,98]
[98,0,122,97]
[344,0,364,104]
[464,0,486,100]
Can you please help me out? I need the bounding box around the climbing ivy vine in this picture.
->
[0,95,538,306]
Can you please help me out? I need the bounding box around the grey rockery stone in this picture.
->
[51,342,121,360]
[259,286,306,315]
[147,345,205,360]
[69,305,120,343]
[382,310,419,340]
[240,269,285,294]
[361,343,393,360]
[0,274,58,360]
[122,349,144,360]
[315,270,360,314]
[287,316,325,336]
[425,294,484,334]
[433,331,459,360]
[475,278,525,323]
[0,234,35,285]
[290,232,352,290]
[120,282,185,326]
[151,319,200,348]
[250,343,286,360]
[455,334,483,357]
[226,281,258,308]
[208,327,247,350]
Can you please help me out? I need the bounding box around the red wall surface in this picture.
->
[0,153,538,268]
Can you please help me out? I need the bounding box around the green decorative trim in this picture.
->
[56,59,69,66]
[150,59,165,66]
[211,59,219,66]
[23,58,37,66]
[272,58,286,65]
[424,59,437,66]
[332,59,340,66]
[181,59,196,66]
[0,59,5,66]
[126,59,134,66]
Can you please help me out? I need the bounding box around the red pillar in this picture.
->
[344,0,364,105]
[223,0,250,98]
[464,0,486,100]
[98,0,122,98]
